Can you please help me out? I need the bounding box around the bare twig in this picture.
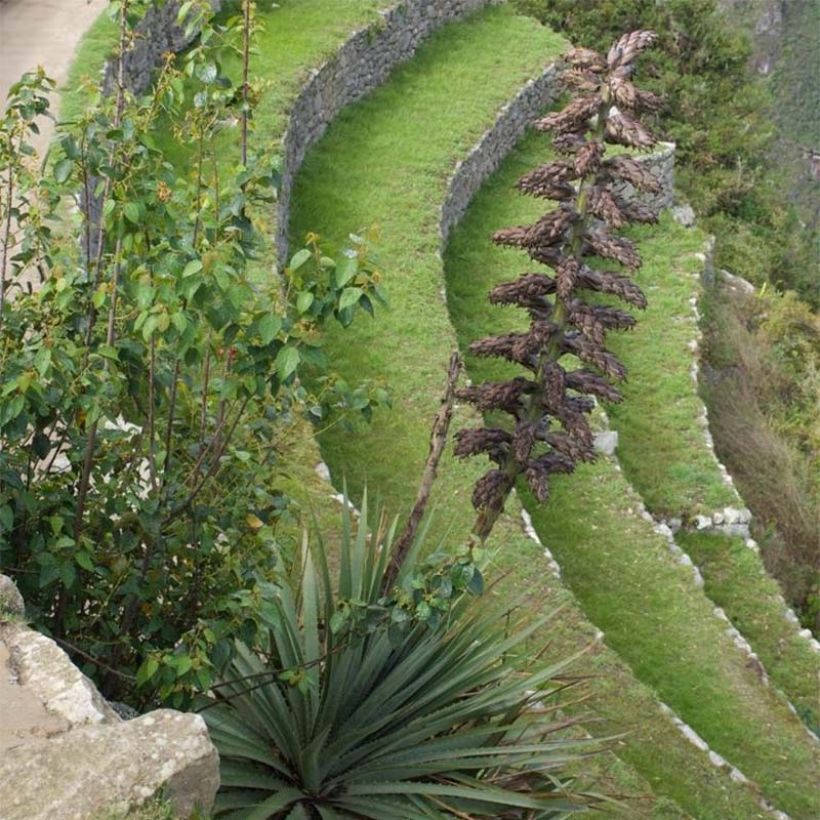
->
[381,352,461,593]
[164,394,252,523]
[240,0,251,170]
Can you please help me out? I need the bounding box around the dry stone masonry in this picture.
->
[276,0,504,267]
[439,67,561,245]
[104,0,223,96]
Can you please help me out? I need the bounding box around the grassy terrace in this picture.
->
[445,130,819,817]
[677,530,820,731]
[289,7,801,818]
[603,229,737,517]
[589,173,820,727]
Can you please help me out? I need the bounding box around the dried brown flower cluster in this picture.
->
[457,31,662,541]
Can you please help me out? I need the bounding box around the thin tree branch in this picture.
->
[382,352,461,593]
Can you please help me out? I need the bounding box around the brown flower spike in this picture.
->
[457,31,661,542]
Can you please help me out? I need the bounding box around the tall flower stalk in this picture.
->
[456,32,663,542]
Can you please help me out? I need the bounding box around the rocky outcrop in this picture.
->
[1,710,218,820]
[0,575,219,819]
[0,573,24,617]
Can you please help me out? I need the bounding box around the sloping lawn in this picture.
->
[289,7,794,817]
[444,131,820,818]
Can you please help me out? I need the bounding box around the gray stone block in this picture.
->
[0,574,24,617]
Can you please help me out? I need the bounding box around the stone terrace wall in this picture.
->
[439,67,560,246]
[443,120,675,249]
[612,141,676,215]
[276,0,502,268]
[104,0,223,96]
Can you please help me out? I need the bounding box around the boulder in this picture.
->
[0,575,218,818]
[671,203,696,227]
[0,710,219,819]
[593,430,619,456]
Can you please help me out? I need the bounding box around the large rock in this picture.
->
[1,620,119,737]
[1,710,218,819]
[0,574,25,616]
[0,576,218,818]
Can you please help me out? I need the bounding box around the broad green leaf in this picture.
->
[289,248,311,271]
[54,158,73,184]
[75,551,95,571]
[276,346,300,380]
[136,657,159,687]
[123,201,140,224]
[196,62,218,84]
[257,314,281,345]
[334,255,358,288]
[339,287,363,312]
[182,259,203,278]
[296,291,314,314]
[175,654,193,676]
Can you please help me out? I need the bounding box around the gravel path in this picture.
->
[1,0,107,154]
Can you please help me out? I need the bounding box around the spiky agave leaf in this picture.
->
[204,500,600,818]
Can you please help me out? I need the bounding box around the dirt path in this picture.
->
[1,0,107,154]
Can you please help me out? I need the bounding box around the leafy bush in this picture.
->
[204,498,598,818]
[700,283,819,629]
[0,2,384,706]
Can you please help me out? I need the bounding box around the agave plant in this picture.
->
[456,32,662,541]
[203,498,598,818]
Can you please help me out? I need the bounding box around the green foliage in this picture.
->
[204,498,598,818]
[514,0,818,305]
[0,3,384,707]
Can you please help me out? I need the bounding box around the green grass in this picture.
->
[603,226,737,517]
[444,131,820,817]
[287,7,808,817]
[677,530,820,732]
[59,9,117,125]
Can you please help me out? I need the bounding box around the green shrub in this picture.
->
[204,498,599,818]
[0,3,384,707]
[513,0,818,307]
[700,283,819,628]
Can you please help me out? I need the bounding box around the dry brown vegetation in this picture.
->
[701,281,819,630]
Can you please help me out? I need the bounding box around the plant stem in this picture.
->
[0,160,14,333]
[147,336,158,491]
[164,395,251,523]
[74,0,130,544]
[241,1,251,170]
[382,352,461,593]
[471,91,611,545]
